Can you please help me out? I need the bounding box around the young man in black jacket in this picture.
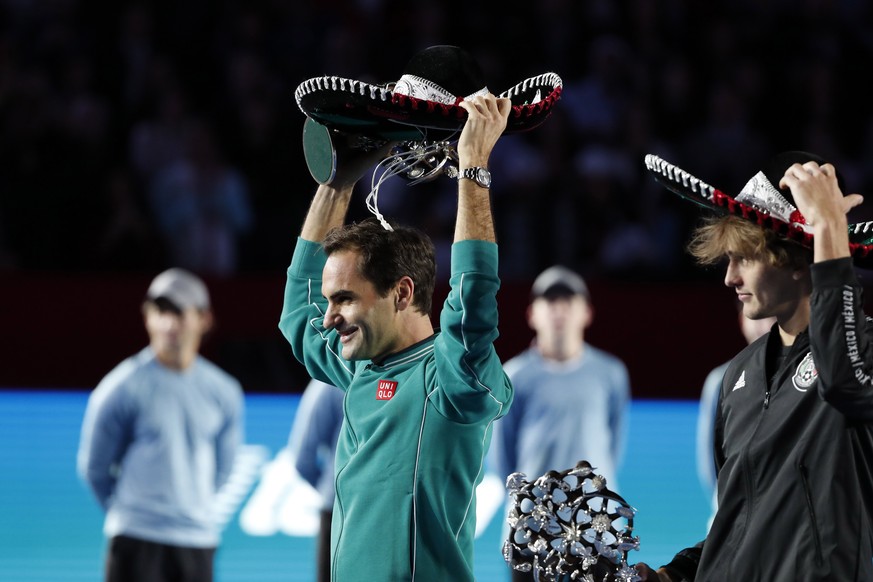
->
[638,152,873,581]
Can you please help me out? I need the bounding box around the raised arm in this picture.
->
[781,162,873,420]
[454,94,511,243]
[281,129,391,388]
[299,132,394,242]
[299,183,355,242]
[779,162,863,262]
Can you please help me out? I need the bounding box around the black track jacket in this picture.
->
[665,258,873,581]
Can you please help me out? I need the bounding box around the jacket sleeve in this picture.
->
[490,359,525,479]
[713,381,727,477]
[662,542,704,581]
[809,257,873,421]
[293,380,343,489]
[215,380,244,490]
[77,379,135,510]
[278,238,355,390]
[696,363,726,495]
[609,359,631,470]
[433,240,513,424]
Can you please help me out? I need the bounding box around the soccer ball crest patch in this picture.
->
[792,352,818,392]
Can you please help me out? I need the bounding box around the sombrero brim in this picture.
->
[644,153,873,267]
[295,72,563,141]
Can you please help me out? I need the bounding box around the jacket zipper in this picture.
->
[799,463,824,565]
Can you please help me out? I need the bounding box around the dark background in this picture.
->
[3,0,873,397]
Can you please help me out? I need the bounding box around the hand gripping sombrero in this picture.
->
[296,45,562,189]
[644,151,873,267]
[503,461,641,582]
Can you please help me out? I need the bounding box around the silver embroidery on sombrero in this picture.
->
[736,171,812,233]
[295,71,562,131]
[294,76,391,111]
[499,72,563,104]
[392,74,488,104]
[643,154,717,203]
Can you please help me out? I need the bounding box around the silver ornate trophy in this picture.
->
[503,460,641,582]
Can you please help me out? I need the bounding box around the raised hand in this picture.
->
[779,162,863,228]
[456,94,511,169]
[779,161,864,261]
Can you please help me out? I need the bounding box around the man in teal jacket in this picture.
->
[279,93,514,581]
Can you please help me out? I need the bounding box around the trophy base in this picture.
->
[302,118,337,185]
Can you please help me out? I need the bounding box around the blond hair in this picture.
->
[688,215,812,269]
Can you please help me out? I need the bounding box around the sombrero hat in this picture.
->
[644,151,873,267]
[295,45,563,142]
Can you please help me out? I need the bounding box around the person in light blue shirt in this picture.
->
[78,268,244,582]
[491,265,630,582]
[289,379,344,582]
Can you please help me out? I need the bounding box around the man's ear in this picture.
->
[792,267,807,280]
[395,276,415,311]
[582,301,594,329]
[199,309,215,334]
[791,262,811,281]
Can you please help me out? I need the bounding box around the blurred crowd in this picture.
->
[2,0,873,281]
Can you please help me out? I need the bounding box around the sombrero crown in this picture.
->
[295,45,562,141]
[644,151,873,267]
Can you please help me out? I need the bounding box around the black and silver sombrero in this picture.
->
[295,45,563,142]
[645,151,873,267]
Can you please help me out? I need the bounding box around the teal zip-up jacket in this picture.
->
[279,237,513,582]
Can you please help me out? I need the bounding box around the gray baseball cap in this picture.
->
[146,268,210,311]
[531,266,589,300]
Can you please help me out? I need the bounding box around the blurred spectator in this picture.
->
[95,167,164,270]
[148,119,253,276]
[562,35,636,144]
[291,380,345,582]
[116,3,157,116]
[129,84,192,182]
[77,268,245,582]
[680,80,769,196]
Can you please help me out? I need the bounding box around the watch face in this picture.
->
[476,168,491,187]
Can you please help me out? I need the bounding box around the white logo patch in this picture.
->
[732,370,746,391]
[792,352,818,392]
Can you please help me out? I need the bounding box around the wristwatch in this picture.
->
[459,166,492,189]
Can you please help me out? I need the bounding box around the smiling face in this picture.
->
[321,250,402,361]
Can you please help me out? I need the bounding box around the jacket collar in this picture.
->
[371,332,437,369]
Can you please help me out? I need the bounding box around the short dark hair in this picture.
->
[323,218,437,315]
[688,215,812,270]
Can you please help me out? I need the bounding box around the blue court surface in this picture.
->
[0,391,711,582]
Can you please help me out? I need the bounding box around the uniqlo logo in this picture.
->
[376,379,397,400]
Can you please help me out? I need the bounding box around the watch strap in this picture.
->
[459,166,491,188]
